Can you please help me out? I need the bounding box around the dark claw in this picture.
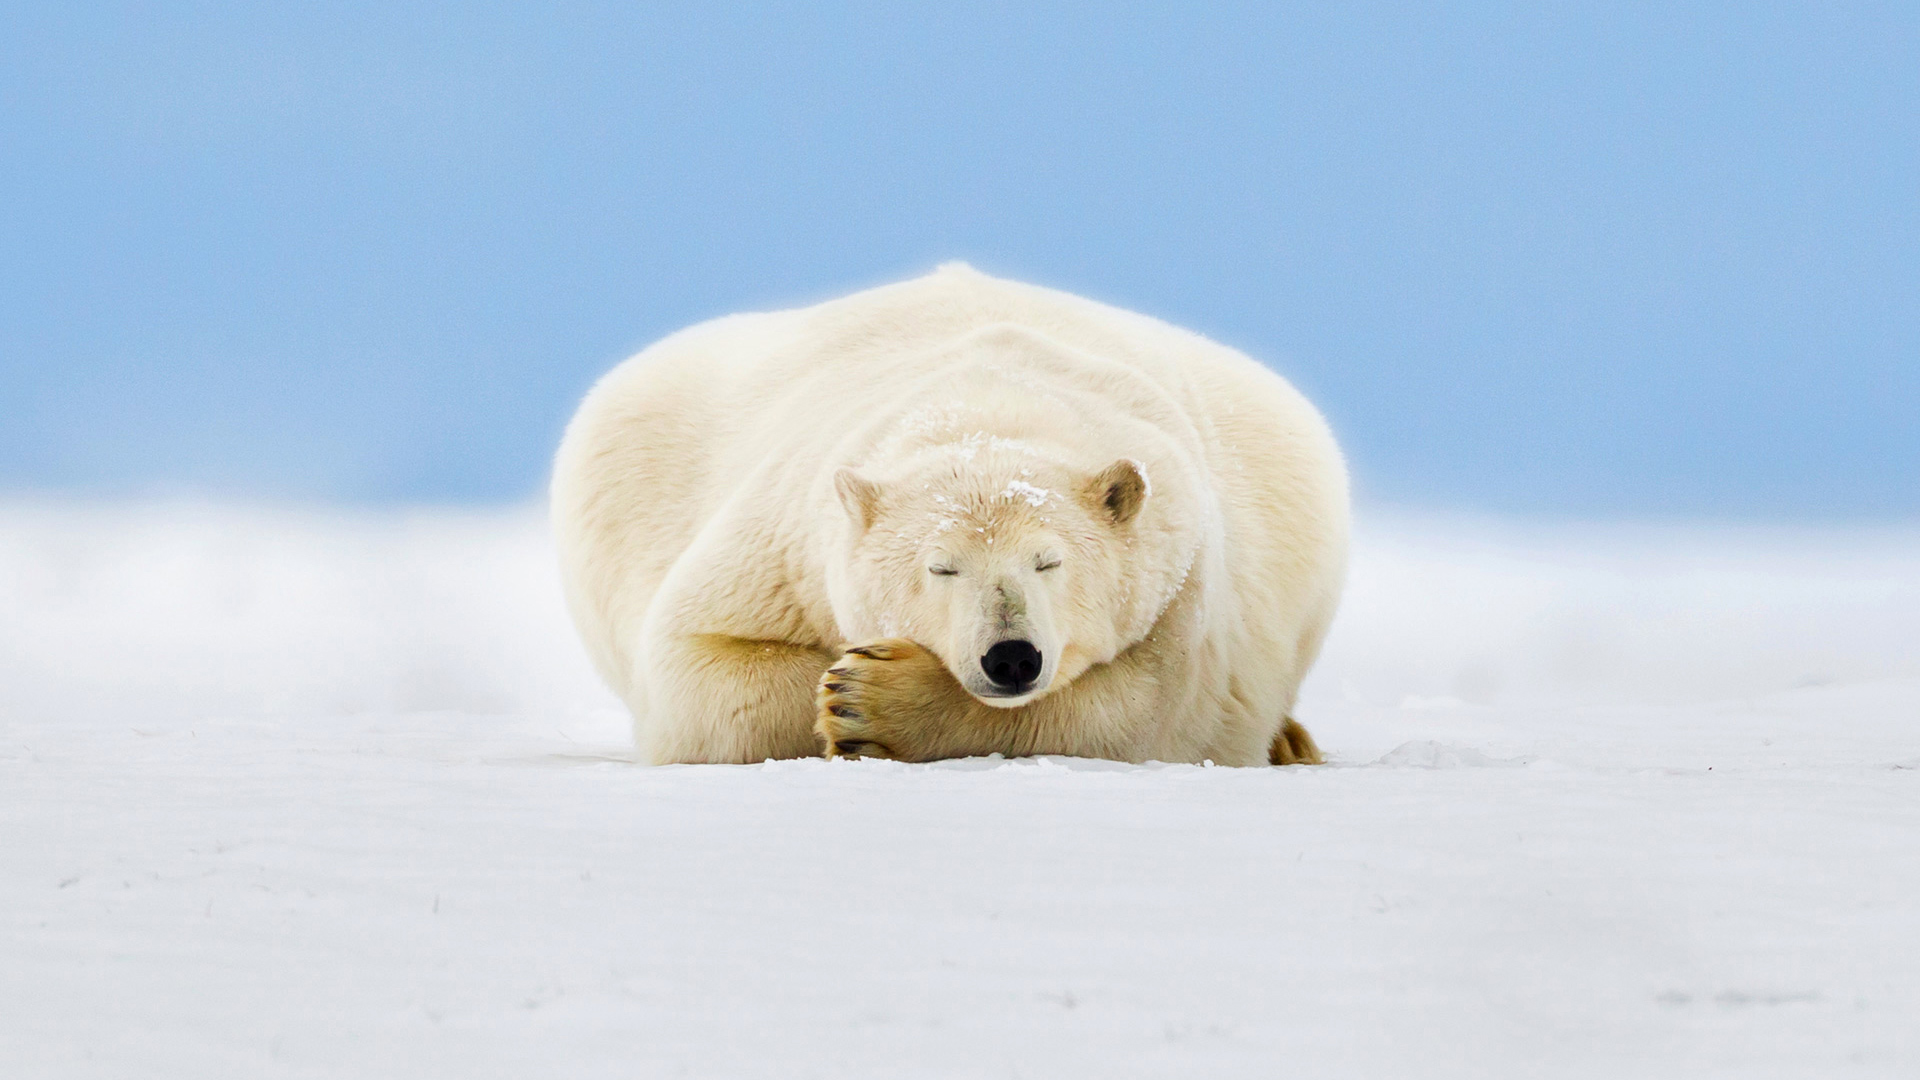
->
[825,667,853,679]
[827,704,861,719]
[834,740,884,757]
[822,682,849,693]
[845,646,879,658]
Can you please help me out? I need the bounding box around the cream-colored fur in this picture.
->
[551,264,1349,765]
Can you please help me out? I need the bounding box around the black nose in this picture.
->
[981,640,1042,691]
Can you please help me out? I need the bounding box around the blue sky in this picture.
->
[3,3,1915,517]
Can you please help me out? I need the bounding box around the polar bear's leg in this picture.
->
[815,639,999,761]
[637,633,838,763]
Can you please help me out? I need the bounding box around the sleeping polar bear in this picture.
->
[552,264,1348,765]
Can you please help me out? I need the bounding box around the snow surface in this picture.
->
[3,501,1917,1078]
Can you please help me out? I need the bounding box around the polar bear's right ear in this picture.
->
[1086,459,1148,526]
[834,468,882,532]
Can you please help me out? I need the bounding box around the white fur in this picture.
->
[552,264,1350,764]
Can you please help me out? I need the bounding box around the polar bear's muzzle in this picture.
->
[951,573,1060,706]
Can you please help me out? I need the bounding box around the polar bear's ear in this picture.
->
[834,468,882,532]
[1086,459,1148,526]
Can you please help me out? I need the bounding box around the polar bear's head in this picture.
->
[827,441,1172,708]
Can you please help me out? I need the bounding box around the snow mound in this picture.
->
[1370,740,1529,769]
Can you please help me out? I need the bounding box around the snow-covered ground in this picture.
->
[3,501,1917,1078]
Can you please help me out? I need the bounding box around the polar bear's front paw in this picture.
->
[815,639,957,760]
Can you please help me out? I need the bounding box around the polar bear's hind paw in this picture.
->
[1269,716,1324,766]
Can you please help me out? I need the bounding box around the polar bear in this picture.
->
[551,264,1348,766]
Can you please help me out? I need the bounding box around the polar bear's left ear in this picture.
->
[835,467,882,532]
[1085,459,1148,526]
